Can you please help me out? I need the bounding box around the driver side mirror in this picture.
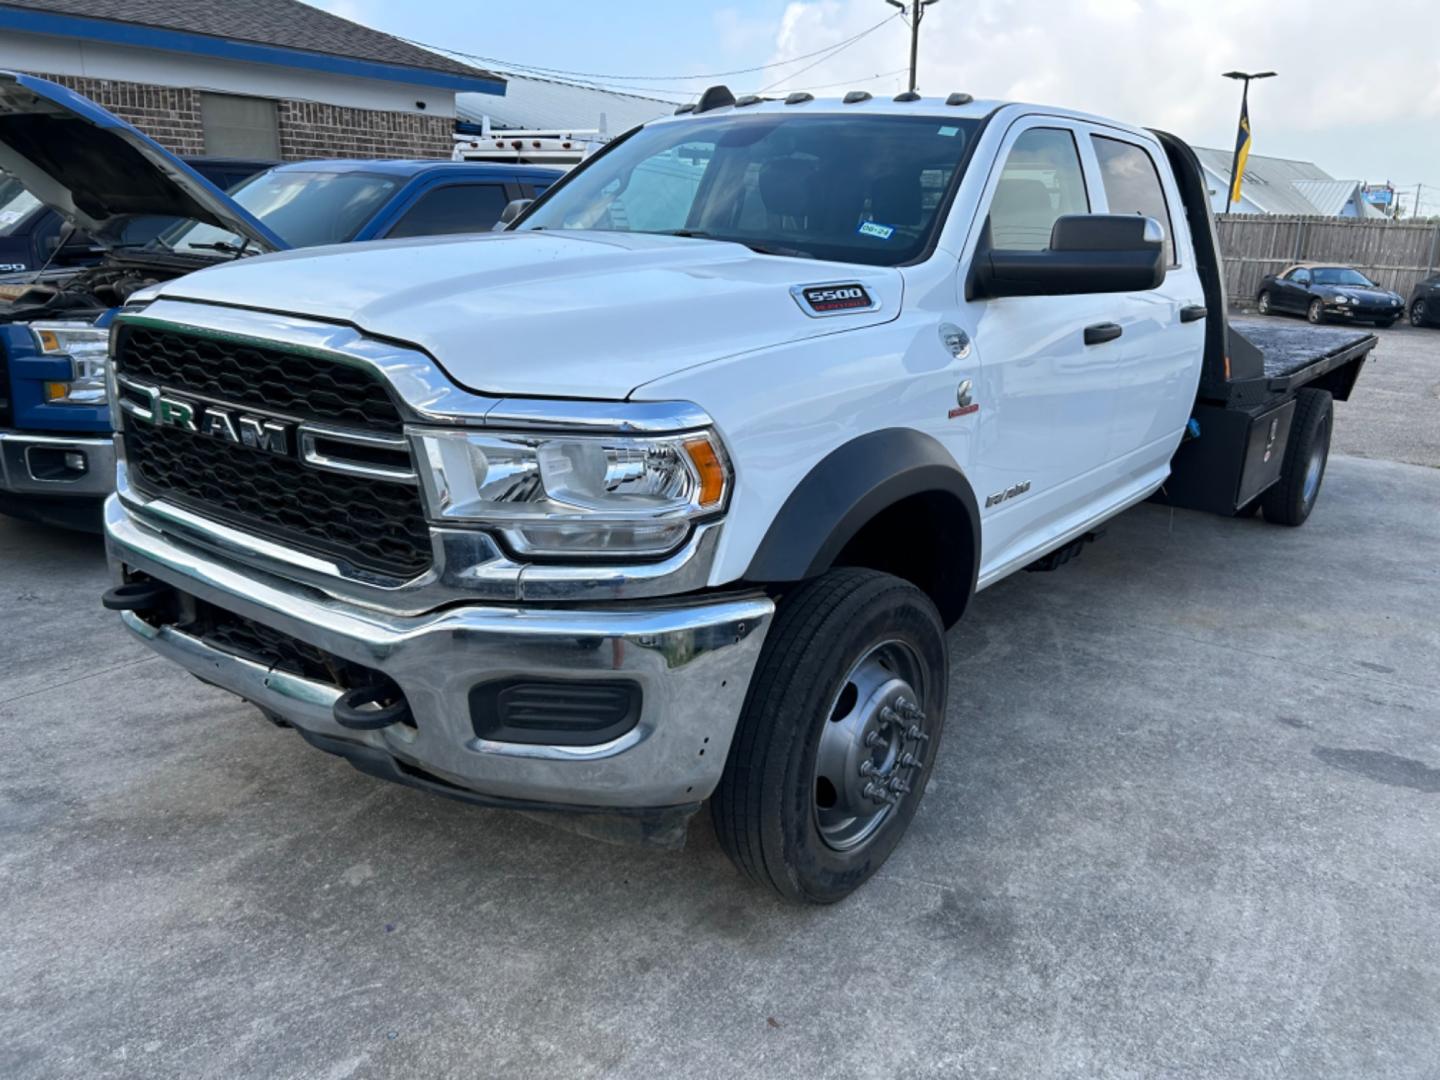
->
[493,198,533,231]
[969,214,1166,299]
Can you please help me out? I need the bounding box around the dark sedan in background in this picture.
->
[1409,274,1440,328]
[1257,263,1405,327]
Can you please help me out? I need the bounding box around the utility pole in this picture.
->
[1221,70,1276,215]
[886,0,939,95]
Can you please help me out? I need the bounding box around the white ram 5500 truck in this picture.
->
[99,89,1375,902]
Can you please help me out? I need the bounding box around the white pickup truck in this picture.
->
[100,87,1375,902]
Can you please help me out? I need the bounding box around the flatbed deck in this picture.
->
[1231,317,1376,381]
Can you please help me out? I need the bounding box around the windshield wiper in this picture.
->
[187,239,253,259]
[658,230,812,259]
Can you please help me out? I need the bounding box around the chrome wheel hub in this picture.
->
[813,640,929,852]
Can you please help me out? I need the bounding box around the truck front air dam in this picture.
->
[103,496,774,839]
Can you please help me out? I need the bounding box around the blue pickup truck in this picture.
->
[0,71,559,530]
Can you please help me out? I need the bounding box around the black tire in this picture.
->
[1411,300,1427,328]
[1307,299,1325,324]
[1256,291,1273,316]
[711,568,948,904]
[1261,388,1333,527]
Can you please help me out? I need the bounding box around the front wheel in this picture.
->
[711,568,948,903]
[1307,299,1325,324]
[1262,388,1333,526]
[1257,291,1273,316]
[1412,300,1427,327]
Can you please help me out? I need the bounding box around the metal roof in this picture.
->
[1192,145,1336,215]
[1292,179,1388,219]
[0,0,503,91]
[457,74,675,134]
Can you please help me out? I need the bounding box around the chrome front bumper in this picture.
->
[105,497,774,810]
[0,430,115,497]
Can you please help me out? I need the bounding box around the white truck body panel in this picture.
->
[162,230,902,400]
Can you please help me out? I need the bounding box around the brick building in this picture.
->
[0,0,504,160]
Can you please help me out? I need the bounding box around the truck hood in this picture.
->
[155,230,903,399]
[0,71,286,253]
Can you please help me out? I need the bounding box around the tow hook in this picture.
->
[101,578,177,616]
[333,682,413,731]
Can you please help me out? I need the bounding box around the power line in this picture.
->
[787,67,909,93]
[759,12,903,93]
[401,13,900,85]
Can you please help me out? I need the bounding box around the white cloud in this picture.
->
[303,0,380,24]
[756,0,1440,182]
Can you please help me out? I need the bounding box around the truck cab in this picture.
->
[99,88,1373,902]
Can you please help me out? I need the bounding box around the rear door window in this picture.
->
[386,184,511,238]
[1091,135,1176,265]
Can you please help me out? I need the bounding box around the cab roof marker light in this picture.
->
[784,92,814,105]
[695,85,736,113]
[734,94,763,108]
[674,103,697,115]
[946,92,974,106]
[893,91,921,103]
[843,91,873,104]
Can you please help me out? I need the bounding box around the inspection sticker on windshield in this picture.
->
[797,283,876,315]
[857,221,895,241]
[937,125,961,137]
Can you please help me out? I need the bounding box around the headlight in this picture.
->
[33,321,109,406]
[1331,294,1350,305]
[415,428,730,557]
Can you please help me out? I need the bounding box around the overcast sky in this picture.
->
[312,0,1440,215]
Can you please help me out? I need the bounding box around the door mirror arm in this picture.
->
[493,198,534,231]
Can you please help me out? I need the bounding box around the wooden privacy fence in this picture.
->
[1216,215,1440,303]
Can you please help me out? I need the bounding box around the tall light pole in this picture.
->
[886,0,940,95]
[1222,70,1276,215]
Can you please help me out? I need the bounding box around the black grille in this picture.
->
[125,422,431,579]
[185,597,381,689]
[116,325,403,432]
[470,679,643,747]
[114,324,432,579]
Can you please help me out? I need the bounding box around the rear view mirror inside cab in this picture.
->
[968,214,1167,299]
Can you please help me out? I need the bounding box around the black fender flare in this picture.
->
[744,428,981,616]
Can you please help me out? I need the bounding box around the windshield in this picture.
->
[1312,267,1376,287]
[0,175,42,236]
[158,170,400,252]
[519,113,981,266]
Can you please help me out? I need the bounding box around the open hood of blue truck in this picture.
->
[0,71,287,253]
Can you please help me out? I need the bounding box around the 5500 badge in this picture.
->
[792,282,878,317]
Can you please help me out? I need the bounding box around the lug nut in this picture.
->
[887,778,912,795]
[899,752,924,770]
[859,760,879,777]
[906,725,930,743]
[879,706,899,727]
[864,731,885,749]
